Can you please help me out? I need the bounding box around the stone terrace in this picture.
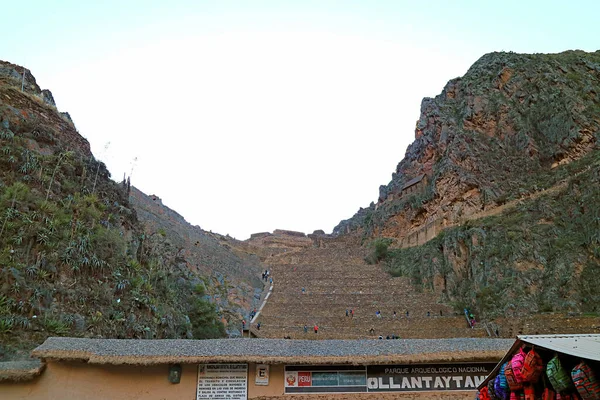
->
[252,235,485,339]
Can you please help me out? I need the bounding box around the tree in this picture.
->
[188,298,226,339]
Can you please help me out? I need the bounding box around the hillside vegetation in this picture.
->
[0,62,230,360]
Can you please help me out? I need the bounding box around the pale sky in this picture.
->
[2,1,599,239]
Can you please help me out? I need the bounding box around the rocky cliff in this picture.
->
[0,61,91,158]
[336,50,600,238]
[335,50,600,318]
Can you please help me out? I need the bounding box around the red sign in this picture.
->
[298,372,311,386]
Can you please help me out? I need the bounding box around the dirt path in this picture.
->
[460,179,568,222]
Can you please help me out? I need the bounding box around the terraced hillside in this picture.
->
[252,235,483,339]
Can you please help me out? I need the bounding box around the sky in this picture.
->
[2,1,599,239]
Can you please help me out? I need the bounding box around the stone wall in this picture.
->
[401,218,444,248]
[494,313,600,337]
[273,229,307,237]
[246,229,313,250]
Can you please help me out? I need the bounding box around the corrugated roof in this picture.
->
[477,333,600,390]
[518,334,600,361]
[32,337,512,366]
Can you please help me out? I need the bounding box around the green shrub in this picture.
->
[189,299,225,339]
[194,284,206,296]
[365,238,393,264]
[0,317,13,334]
[43,318,70,335]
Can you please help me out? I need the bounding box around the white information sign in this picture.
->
[197,363,248,400]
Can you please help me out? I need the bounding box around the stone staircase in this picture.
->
[252,236,486,339]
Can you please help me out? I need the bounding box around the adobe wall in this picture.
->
[2,361,479,400]
[1,361,197,400]
[248,363,285,398]
[1,362,288,399]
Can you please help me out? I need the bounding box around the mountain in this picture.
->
[0,60,263,360]
[2,49,599,357]
[335,50,600,319]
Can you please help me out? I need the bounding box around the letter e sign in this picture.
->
[255,364,269,386]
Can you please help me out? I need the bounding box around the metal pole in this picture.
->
[21,69,26,92]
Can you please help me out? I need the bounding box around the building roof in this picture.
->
[402,174,425,190]
[519,334,600,361]
[477,334,600,390]
[0,360,45,382]
[32,337,512,366]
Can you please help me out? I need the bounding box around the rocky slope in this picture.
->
[335,50,600,320]
[0,60,261,359]
[129,186,265,326]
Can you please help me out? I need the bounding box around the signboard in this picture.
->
[367,363,497,392]
[285,363,496,394]
[255,364,269,386]
[197,364,247,400]
[285,365,367,393]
